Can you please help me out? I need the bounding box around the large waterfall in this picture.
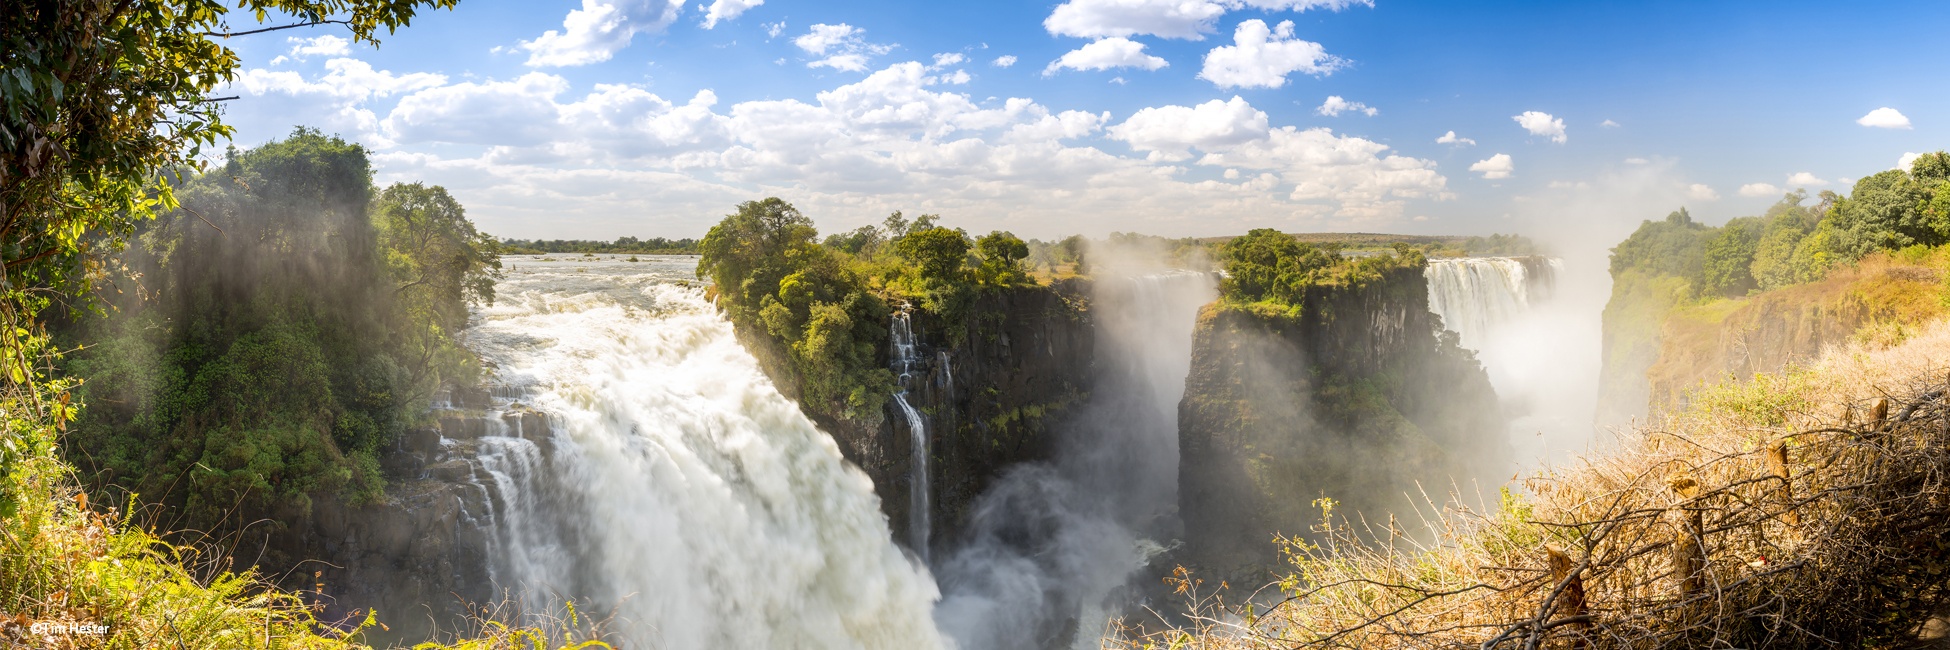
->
[1424,256,1589,465]
[934,269,1217,650]
[456,256,944,648]
[1424,257,1560,352]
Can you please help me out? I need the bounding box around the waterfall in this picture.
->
[454,256,945,649]
[890,305,930,563]
[1424,257,1561,352]
[934,269,1217,650]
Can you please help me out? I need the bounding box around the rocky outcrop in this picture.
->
[736,282,1094,558]
[278,386,559,646]
[1176,267,1506,573]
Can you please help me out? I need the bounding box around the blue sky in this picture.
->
[216,0,1950,243]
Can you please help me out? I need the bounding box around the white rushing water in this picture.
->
[1424,256,1593,465]
[889,305,930,563]
[459,255,945,649]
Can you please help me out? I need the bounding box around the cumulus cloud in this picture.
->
[288,35,351,59]
[1785,171,1827,188]
[1469,153,1513,179]
[1315,95,1375,117]
[1044,37,1168,75]
[1197,19,1342,89]
[1900,152,1923,170]
[1738,182,1781,197]
[1600,119,1620,128]
[764,21,785,38]
[1044,0,1372,40]
[992,55,1018,67]
[521,0,685,67]
[1109,96,1269,160]
[701,0,761,28]
[237,57,1457,238]
[1857,107,1912,130]
[795,23,894,72]
[1513,111,1566,143]
[1686,183,1719,201]
[1436,130,1475,146]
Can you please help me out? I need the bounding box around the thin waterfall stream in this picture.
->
[890,303,930,563]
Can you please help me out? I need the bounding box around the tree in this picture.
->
[1059,234,1088,274]
[1,0,458,312]
[974,230,1029,285]
[823,225,883,255]
[1221,228,1336,307]
[894,226,971,285]
[1695,217,1763,298]
[1828,169,1939,258]
[374,182,502,334]
[697,197,818,320]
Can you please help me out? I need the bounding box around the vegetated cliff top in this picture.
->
[1114,312,1950,649]
[1213,228,1433,319]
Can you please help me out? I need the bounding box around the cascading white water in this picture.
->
[1424,256,1586,465]
[1424,257,1555,351]
[457,256,945,649]
[889,305,930,563]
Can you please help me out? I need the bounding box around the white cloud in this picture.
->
[234,58,448,103]
[1436,131,1475,146]
[1197,19,1342,89]
[1315,95,1375,117]
[992,55,1018,68]
[1043,0,1372,40]
[1600,119,1620,128]
[1623,157,1648,165]
[1044,37,1168,75]
[701,0,761,28]
[287,35,351,59]
[1469,153,1513,179]
[384,73,571,147]
[1686,183,1719,201]
[1109,96,1269,160]
[1512,111,1566,143]
[1900,152,1923,170]
[932,53,967,68]
[1738,182,1781,198]
[1785,171,1827,188]
[795,23,894,72]
[1857,107,1912,130]
[521,0,685,67]
[764,21,785,38]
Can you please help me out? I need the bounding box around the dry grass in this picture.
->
[1114,319,1950,649]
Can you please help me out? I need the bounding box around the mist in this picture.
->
[933,243,1217,650]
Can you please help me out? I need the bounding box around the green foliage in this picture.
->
[894,226,972,285]
[698,199,895,422]
[1459,233,1541,256]
[973,230,1030,286]
[1830,165,1950,258]
[823,225,884,256]
[0,0,458,316]
[1695,216,1764,298]
[1219,229,1338,311]
[63,130,496,538]
[1609,208,1712,279]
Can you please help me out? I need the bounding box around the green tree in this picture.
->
[697,198,819,321]
[1220,228,1337,308]
[1695,217,1763,298]
[1608,208,1713,279]
[1828,169,1940,258]
[974,230,1029,285]
[1,0,458,313]
[894,226,971,285]
[823,225,884,255]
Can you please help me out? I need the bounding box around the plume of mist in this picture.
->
[933,240,1217,650]
[1487,159,1704,465]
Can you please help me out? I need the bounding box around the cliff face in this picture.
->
[1177,267,1506,571]
[1645,261,1944,414]
[735,282,1094,557]
[1599,257,1945,422]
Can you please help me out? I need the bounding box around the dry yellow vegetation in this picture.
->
[1116,316,1950,649]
